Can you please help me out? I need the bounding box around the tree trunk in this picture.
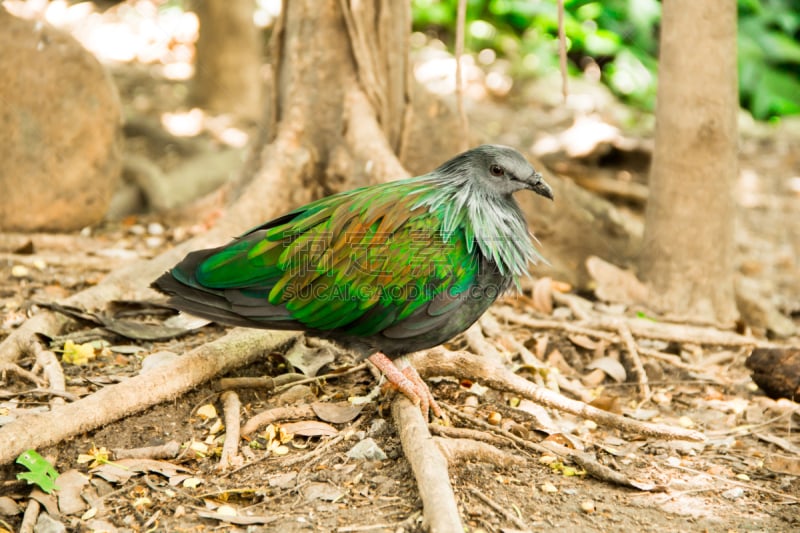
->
[192,0,263,121]
[639,0,739,326]
[225,0,413,221]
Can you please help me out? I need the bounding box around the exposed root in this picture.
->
[241,404,315,437]
[616,321,651,400]
[0,328,295,466]
[434,436,525,468]
[0,363,45,387]
[112,440,181,460]
[217,373,305,391]
[218,391,243,470]
[32,342,65,407]
[413,348,706,442]
[391,397,463,533]
[495,306,764,347]
[344,87,409,185]
[441,403,655,490]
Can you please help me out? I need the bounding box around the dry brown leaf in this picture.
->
[545,349,574,375]
[586,356,627,383]
[303,482,345,502]
[280,420,338,437]
[91,458,191,484]
[588,395,622,414]
[56,470,89,515]
[311,401,364,424]
[568,334,600,350]
[531,276,554,314]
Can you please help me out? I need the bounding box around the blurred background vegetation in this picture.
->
[411,0,800,120]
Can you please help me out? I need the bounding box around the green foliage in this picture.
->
[738,0,800,119]
[16,449,60,494]
[412,0,800,119]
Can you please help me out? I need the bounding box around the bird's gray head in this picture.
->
[436,144,554,200]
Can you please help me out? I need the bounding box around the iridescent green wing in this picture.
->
[194,179,480,336]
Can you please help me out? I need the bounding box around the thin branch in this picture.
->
[616,322,651,400]
[468,486,529,530]
[557,0,569,102]
[454,0,469,150]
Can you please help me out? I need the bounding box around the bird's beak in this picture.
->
[526,171,554,200]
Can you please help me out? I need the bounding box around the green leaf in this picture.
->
[584,28,621,56]
[755,31,800,63]
[752,68,800,118]
[16,450,60,494]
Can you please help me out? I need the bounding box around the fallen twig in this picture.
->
[665,462,800,503]
[392,397,463,533]
[468,485,529,530]
[0,328,296,466]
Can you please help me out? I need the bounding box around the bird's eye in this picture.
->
[489,164,505,177]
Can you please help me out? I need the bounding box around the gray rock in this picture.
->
[0,8,121,231]
[346,438,387,461]
[34,513,67,533]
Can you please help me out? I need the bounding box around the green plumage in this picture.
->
[153,145,553,359]
[192,179,479,336]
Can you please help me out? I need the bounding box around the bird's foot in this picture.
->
[367,353,442,420]
[401,365,443,420]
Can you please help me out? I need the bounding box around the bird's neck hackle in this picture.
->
[410,169,546,281]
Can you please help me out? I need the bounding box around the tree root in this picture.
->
[441,402,656,490]
[391,397,463,533]
[241,404,316,436]
[494,305,764,347]
[412,348,706,442]
[32,342,65,407]
[218,391,243,470]
[0,328,295,466]
[434,436,525,468]
[112,440,181,460]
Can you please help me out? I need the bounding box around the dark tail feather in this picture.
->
[151,247,299,330]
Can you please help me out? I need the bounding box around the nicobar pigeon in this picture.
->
[152,145,553,417]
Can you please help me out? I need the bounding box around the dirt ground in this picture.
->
[2,5,800,532]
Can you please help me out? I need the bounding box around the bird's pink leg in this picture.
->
[367,353,441,419]
[401,364,443,419]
